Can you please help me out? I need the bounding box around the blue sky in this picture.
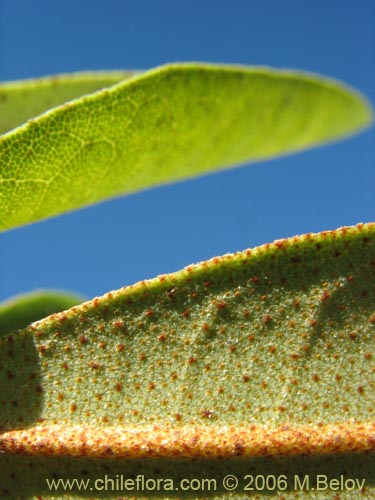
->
[0,0,374,303]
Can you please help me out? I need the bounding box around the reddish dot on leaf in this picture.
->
[38,345,47,354]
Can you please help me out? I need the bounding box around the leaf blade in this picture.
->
[0,63,372,231]
[0,70,137,135]
[1,223,375,498]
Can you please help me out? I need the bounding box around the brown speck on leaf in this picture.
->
[116,344,125,352]
[38,344,47,355]
[89,361,99,370]
[263,314,272,324]
[78,335,87,345]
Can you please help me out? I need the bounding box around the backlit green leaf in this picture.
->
[0,71,136,135]
[0,63,372,231]
[1,223,374,498]
[0,290,85,338]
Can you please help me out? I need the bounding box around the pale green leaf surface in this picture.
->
[0,290,85,338]
[0,63,372,231]
[0,71,137,135]
[0,223,374,499]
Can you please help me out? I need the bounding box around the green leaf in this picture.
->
[0,63,372,231]
[0,290,85,338]
[1,223,374,498]
[0,71,137,135]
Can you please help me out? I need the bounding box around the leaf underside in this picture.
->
[0,63,372,231]
[1,223,375,499]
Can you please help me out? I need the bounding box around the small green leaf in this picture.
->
[1,223,374,498]
[0,290,85,338]
[0,63,372,231]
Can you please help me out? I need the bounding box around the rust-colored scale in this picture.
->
[0,423,374,458]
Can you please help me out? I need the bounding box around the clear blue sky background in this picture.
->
[0,0,374,303]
